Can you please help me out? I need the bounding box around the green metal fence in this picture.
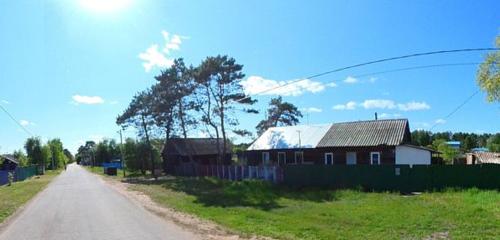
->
[283,164,500,191]
[14,166,39,182]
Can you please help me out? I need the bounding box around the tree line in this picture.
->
[411,130,500,163]
[1,137,74,171]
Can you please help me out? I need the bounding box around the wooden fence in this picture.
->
[173,164,283,183]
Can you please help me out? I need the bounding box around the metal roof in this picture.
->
[317,119,410,147]
[1,154,19,164]
[247,124,333,150]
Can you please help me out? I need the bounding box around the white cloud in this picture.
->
[326,82,338,87]
[343,76,358,84]
[20,120,32,126]
[362,99,396,109]
[72,95,104,105]
[240,76,326,97]
[397,101,430,111]
[138,44,174,72]
[332,101,357,110]
[435,118,446,124]
[301,107,323,113]
[1,100,10,104]
[139,30,187,72]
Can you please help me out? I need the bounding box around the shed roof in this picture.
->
[164,138,231,156]
[247,124,333,150]
[1,154,19,164]
[317,119,410,147]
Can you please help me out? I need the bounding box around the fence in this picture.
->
[173,164,283,183]
[0,166,39,186]
[283,164,500,192]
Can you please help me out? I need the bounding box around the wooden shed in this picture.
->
[162,138,232,168]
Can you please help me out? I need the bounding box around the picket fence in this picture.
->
[173,164,283,183]
[0,166,38,186]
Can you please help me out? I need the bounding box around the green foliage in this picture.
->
[13,150,29,167]
[477,35,500,102]
[412,130,493,152]
[47,139,67,169]
[24,137,43,167]
[486,133,500,152]
[256,96,303,135]
[436,141,459,163]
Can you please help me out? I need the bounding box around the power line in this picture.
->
[429,90,481,131]
[0,104,34,137]
[236,48,498,102]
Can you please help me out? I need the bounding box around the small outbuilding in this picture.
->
[1,154,19,171]
[162,138,232,168]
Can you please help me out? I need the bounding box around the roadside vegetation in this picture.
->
[125,177,500,240]
[0,170,60,223]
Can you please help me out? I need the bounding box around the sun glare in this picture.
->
[79,0,132,13]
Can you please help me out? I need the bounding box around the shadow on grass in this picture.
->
[124,176,343,210]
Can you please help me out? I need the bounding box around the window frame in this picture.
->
[294,151,304,164]
[370,152,381,165]
[278,152,286,165]
[324,152,334,165]
[262,152,270,165]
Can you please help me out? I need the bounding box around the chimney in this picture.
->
[375,112,378,120]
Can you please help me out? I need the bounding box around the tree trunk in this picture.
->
[178,99,193,162]
[141,115,156,180]
[219,94,227,165]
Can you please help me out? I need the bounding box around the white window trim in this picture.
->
[278,152,286,165]
[262,152,270,165]
[294,151,304,164]
[324,153,333,165]
[370,152,381,165]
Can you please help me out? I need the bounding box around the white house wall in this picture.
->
[395,145,431,165]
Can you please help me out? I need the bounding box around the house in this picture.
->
[162,138,232,167]
[245,119,434,166]
[1,154,19,171]
[466,152,500,165]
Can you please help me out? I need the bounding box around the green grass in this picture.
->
[0,170,60,223]
[84,166,144,180]
[126,177,500,240]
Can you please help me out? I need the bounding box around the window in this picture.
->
[324,153,333,165]
[346,152,357,165]
[370,152,381,165]
[294,151,303,164]
[278,152,286,165]
[262,152,270,165]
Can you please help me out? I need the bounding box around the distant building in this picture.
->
[1,154,19,171]
[471,147,489,153]
[445,141,461,150]
[466,152,500,165]
[245,119,435,166]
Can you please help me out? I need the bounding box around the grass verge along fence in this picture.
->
[174,164,283,183]
[0,166,38,186]
[284,164,500,191]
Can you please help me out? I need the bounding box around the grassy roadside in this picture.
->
[126,177,500,240]
[0,170,61,223]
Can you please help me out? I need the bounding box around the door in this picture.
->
[324,153,333,165]
[346,152,357,165]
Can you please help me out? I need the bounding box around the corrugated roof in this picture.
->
[247,124,332,150]
[317,119,410,147]
[1,154,19,164]
[164,138,231,156]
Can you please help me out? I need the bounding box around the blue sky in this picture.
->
[0,0,499,153]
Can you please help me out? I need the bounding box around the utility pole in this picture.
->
[118,129,126,177]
